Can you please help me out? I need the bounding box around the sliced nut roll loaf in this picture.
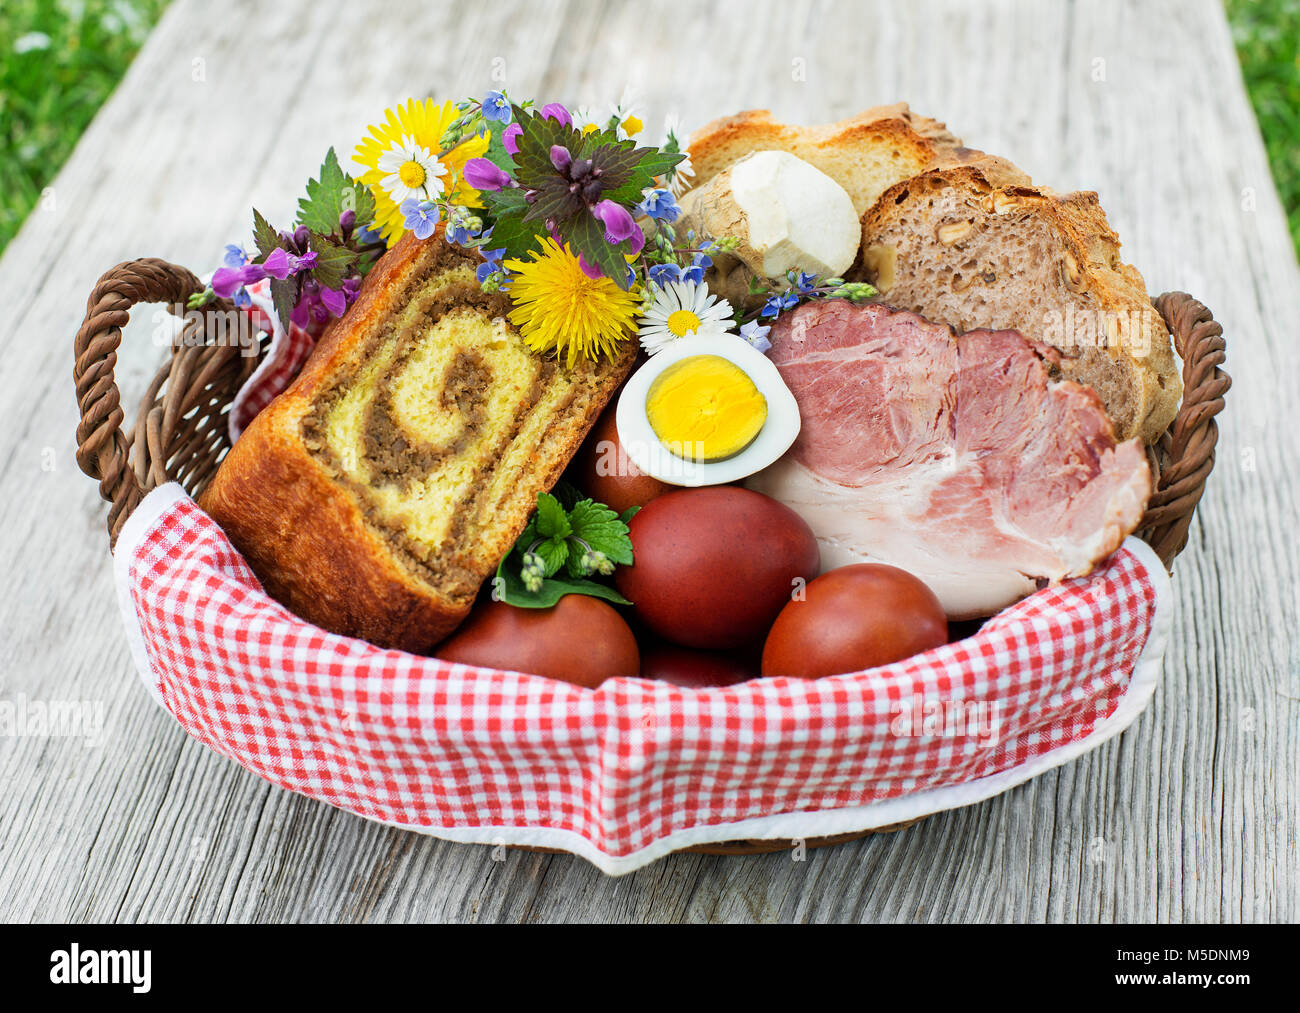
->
[200,232,636,652]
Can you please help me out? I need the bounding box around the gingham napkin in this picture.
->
[112,296,1172,873]
[113,483,1169,873]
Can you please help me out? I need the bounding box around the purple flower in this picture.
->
[540,103,571,127]
[502,123,523,156]
[211,263,264,298]
[549,145,572,174]
[261,247,293,279]
[637,189,680,223]
[318,285,347,317]
[592,200,639,246]
[578,253,603,280]
[482,91,511,124]
[739,320,772,353]
[400,198,441,241]
[463,157,513,192]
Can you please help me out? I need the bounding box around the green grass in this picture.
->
[0,0,170,251]
[1227,0,1300,255]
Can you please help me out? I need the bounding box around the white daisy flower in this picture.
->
[638,281,734,355]
[377,134,447,205]
[609,83,645,140]
[570,104,603,136]
[662,113,695,197]
[669,152,695,198]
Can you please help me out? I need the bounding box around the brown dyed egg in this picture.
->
[640,643,757,689]
[614,487,820,650]
[436,595,639,688]
[570,404,670,514]
[762,564,948,679]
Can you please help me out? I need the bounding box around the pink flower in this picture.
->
[592,199,640,248]
[502,123,523,156]
[540,103,571,128]
[463,157,513,192]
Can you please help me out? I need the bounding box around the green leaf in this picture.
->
[533,493,571,539]
[307,232,358,290]
[618,506,641,524]
[562,212,634,289]
[298,147,375,235]
[481,129,517,174]
[268,277,298,334]
[251,208,280,259]
[550,479,583,510]
[478,187,548,260]
[493,554,633,609]
[568,498,633,566]
[534,536,569,577]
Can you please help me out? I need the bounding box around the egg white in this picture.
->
[615,335,801,487]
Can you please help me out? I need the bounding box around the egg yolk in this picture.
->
[645,355,768,461]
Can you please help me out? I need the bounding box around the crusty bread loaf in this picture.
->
[683,104,1030,216]
[199,231,636,652]
[852,166,1181,444]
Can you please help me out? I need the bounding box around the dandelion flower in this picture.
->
[354,98,489,243]
[505,238,640,367]
[638,281,734,354]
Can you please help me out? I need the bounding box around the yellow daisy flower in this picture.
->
[353,98,489,243]
[505,239,640,368]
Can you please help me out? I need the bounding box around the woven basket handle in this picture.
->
[1141,292,1231,568]
[73,259,207,545]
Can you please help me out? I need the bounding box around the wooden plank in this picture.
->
[0,0,1294,923]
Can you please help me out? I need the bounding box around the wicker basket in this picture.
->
[72,259,1230,856]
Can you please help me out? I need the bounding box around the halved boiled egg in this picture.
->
[615,335,801,486]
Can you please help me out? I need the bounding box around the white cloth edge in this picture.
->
[112,484,1173,875]
[112,482,192,710]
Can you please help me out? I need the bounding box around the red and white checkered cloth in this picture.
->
[113,488,1171,874]
[114,293,1172,871]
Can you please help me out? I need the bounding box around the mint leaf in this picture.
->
[568,499,633,566]
[298,147,375,235]
[492,556,633,609]
[533,493,571,539]
[550,479,582,510]
[534,536,569,577]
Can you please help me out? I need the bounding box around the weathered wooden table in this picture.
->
[1,0,1295,922]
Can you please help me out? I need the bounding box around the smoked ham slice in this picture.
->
[746,301,1152,618]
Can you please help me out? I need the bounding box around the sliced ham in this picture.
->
[746,300,1152,618]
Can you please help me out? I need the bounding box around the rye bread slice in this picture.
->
[852,165,1182,444]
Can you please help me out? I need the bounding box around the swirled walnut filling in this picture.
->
[300,245,602,604]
